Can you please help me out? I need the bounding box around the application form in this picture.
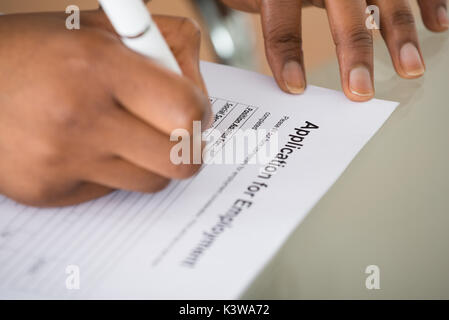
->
[0,62,398,299]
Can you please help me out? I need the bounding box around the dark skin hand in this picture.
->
[222,0,449,101]
[0,10,211,207]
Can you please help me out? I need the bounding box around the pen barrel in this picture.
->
[99,0,182,74]
[99,0,149,37]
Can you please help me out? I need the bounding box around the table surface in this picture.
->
[243,25,449,299]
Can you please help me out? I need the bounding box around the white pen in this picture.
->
[98,0,182,74]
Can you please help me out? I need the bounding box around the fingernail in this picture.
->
[437,6,449,28]
[282,60,305,94]
[349,65,374,97]
[399,42,425,77]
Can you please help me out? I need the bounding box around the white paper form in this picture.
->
[0,62,398,299]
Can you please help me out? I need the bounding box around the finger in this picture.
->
[103,107,202,180]
[418,0,449,32]
[39,183,113,208]
[260,0,306,94]
[154,15,208,95]
[100,37,211,135]
[85,156,170,193]
[325,0,375,101]
[368,0,425,78]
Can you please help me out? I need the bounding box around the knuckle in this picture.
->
[178,17,202,40]
[149,177,171,193]
[172,163,201,179]
[266,29,303,52]
[52,104,82,129]
[336,26,373,49]
[51,101,96,134]
[390,9,415,27]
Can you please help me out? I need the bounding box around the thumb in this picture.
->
[261,0,306,94]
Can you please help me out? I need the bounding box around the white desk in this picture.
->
[244,26,449,299]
